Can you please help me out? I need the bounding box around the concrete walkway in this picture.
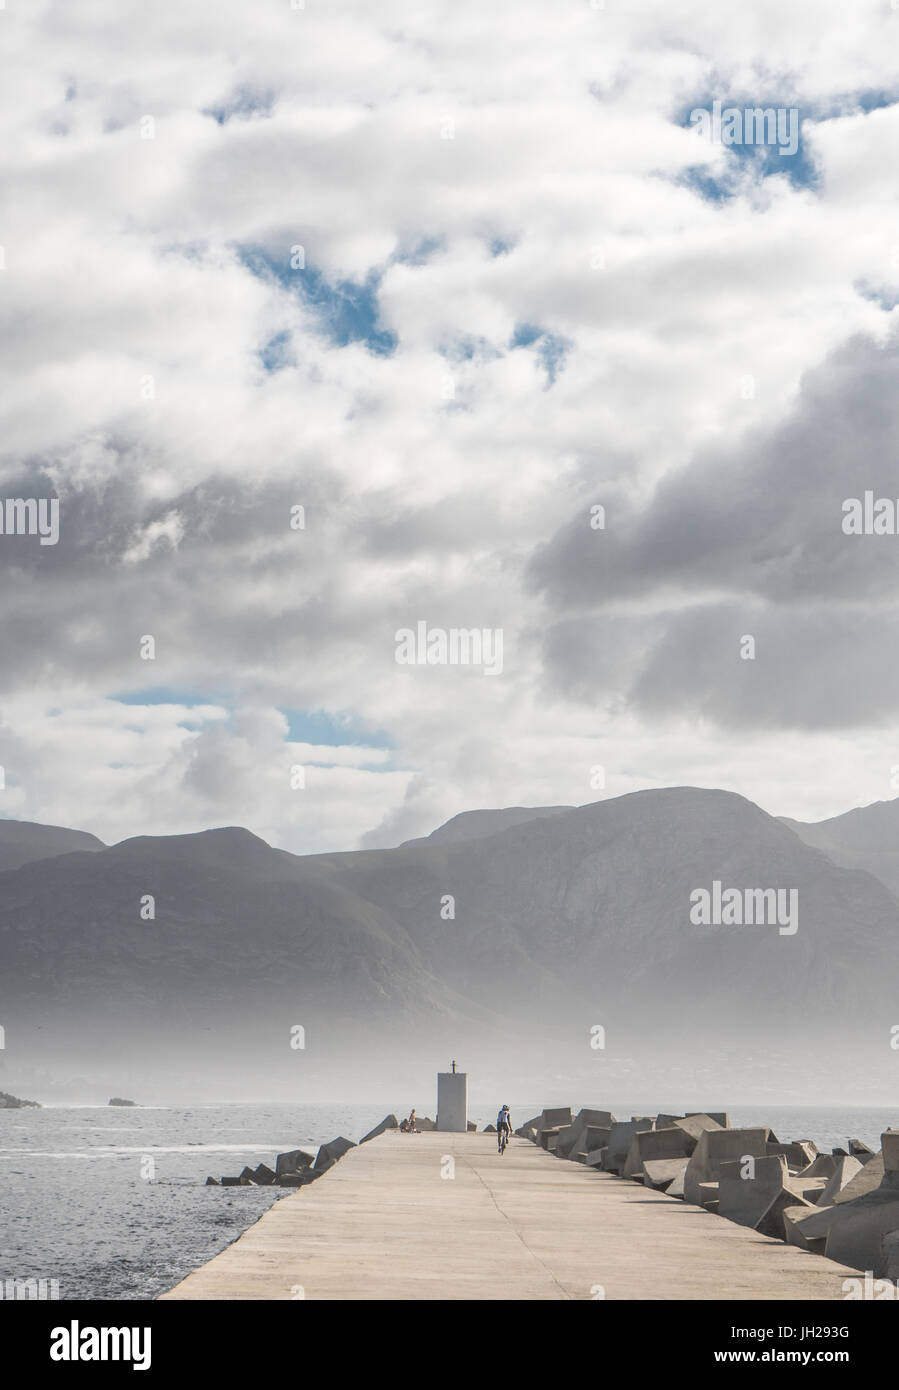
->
[160,1132,860,1300]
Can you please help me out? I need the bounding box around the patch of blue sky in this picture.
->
[110,688,222,707]
[438,335,502,364]
[855,281,899,311]
[810,88,899,119]
[239,244,398,358]
[509,322,571,386]
[258,330,295,373]
[391,236,445,266]
[538,333,571,386]
[204,86,275,125]
[488,236,517,257]
[109,689,226,730]
[674,93,819,195]
[676,165,738,204]
[108,693,393,759]
[746,140,819,191]
[510,322,543,350]
[281,708,394,752]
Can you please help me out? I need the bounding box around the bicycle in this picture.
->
[498,1126,509,1155]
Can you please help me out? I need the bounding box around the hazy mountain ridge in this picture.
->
[400,805,575,848]
[0,825,464,1017]
[317,788,899,1032]
[2,790,897,1097]
[0,819,105,873]
[780,800,899,897]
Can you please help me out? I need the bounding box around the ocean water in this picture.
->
[0,1102,396,1301]
[1,1101,897,1301]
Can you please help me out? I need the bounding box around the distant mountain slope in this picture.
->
[324,787,899,1038]
[400,805,574,848]
[0,819,105,872]
[2,790,898,1097]
[0,825,468,1017]
[781,799,899,896]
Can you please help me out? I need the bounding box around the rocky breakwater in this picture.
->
[518,1106,899,1281]
[206,1114,400,1190]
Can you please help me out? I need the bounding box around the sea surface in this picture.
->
[1,1101,896,1300]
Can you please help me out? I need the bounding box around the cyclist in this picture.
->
[496,1104,512,1152]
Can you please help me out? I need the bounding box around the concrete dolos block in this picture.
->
[528,1109,573,1147]
[824,1189,899,1276]
[800,1154,837,1181]
[667,1165,688,1199]
[833,1153,884,1203]
[683,1128,771,1207]
[817,1156,863,1206]
[275,1149,314,1177]
[718,1155,790,1230]
[557,1123,611,1161]
[822,1131,899,1275]
[314,1136,356,1172]
[360,1115,398,1144]
[554,1109,616,1160]
[882,1229,899,1280]
[768,1140,819,1169]
[540,1107,573,1127]
[757,1190,812,1242]
[882,1131,899,1173]
[552,1125,580,1158]
[622,1126,695,1179]
[643,1158,690,1192]
[674,1114,724,1142]
[565,1127,612,1162]
[601,1118,655,1173]
[573,1108,615,1128]
[784,1204,838,1255]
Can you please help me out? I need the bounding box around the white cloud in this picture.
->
[2,0,898,848]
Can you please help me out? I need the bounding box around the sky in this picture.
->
[3,0,899,854]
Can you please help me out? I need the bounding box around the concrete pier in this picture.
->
[160,1132,860,1300]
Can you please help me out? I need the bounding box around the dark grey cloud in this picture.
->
[529,330,899,730]
[531,330,899,610]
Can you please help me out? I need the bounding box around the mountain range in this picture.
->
[780,799,899,897]
[0,791,895,1103]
